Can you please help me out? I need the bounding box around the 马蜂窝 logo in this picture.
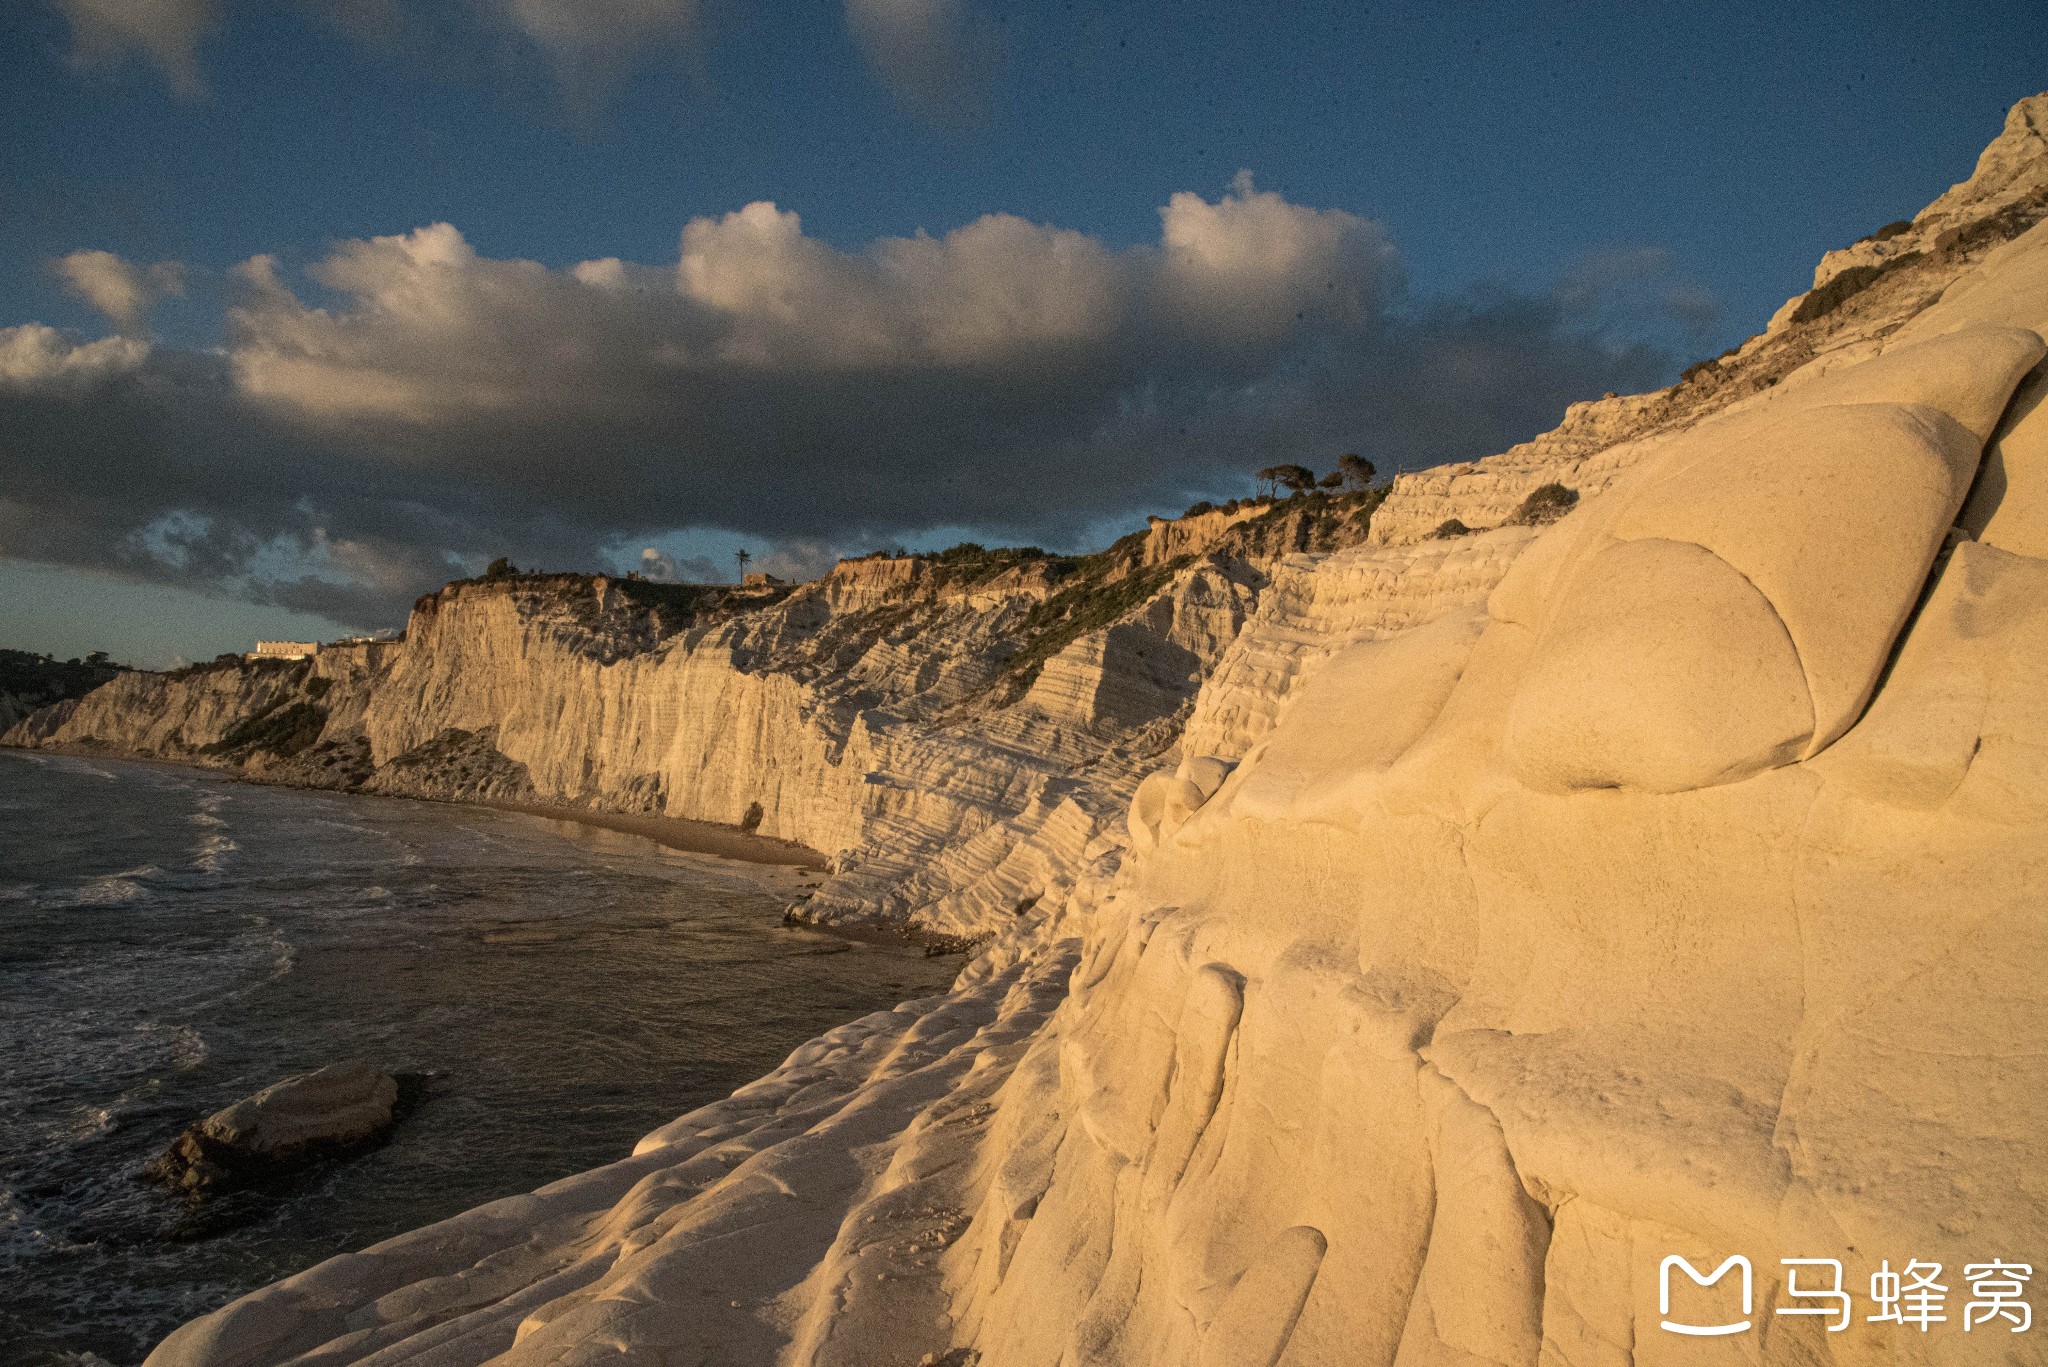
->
[1658,1256,2032,1337]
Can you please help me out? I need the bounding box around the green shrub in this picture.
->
[1430,518,1473,539]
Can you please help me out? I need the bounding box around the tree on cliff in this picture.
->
[1338,453,1376,491]
[484,557,518,579]
[735,548,752,581]
[1255,464,1317,496]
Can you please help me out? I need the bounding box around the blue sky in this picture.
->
[3,0,2044,665]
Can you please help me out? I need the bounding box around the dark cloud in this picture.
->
[1,181,1686,630]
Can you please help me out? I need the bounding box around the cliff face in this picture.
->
[133,94,2048,1367]
[5,498,1369,941]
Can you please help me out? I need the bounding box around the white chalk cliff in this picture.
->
[7,498,1364,944]
[44,95,2048,1366]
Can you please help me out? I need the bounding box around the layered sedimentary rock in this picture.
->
[5,502,1365,941]
[136,95,2048,1367]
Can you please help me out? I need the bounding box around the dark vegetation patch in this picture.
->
[204,701,329,759]
[369,727,534,802]
[1657,188,2045,436]
[415,572,797,661]
[1508,483,1580,526]
[1678,344,1743,387]
[163,654,303,682]
[265,735,377,790]
[1790,254,1927,326]
[994,554,1196,701]
[918,543,1068,593]
[0,648,125,710]
[1431,518,1474,539]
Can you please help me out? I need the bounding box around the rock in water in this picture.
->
[145,1062,401,1195]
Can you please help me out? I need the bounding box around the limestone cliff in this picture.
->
[136,94,2048,1367]
[4,498,1367,942]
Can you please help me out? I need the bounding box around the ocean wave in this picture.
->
[193,832,238,874]
[49,865,163,908]
[262,924,297,984]
[0,1186,100,1263]
[147,1021,210,1072]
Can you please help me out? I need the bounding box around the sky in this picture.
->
[2,1,2044,667]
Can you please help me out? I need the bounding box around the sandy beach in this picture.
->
[475,800,831,869]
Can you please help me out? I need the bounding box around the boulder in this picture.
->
[145,1062,402,1196]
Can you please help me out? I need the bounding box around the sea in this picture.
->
[0,750,959,1367]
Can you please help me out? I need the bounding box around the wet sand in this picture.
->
[476,800,831,869]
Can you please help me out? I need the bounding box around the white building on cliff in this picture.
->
[247,641,320,661]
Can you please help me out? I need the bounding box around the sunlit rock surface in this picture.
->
[67,91,2048,1367]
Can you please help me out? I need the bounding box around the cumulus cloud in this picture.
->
[54,250,187,333]
[47,0,223,97]
[845,0,994,126]
[0,324,151,392]
[1155,171,1398,344]
[0,179,1679,629]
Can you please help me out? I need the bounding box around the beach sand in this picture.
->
[476,800,831,870]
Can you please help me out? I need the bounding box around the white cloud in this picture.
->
[54,250,187,333]
[47,0,224,97]
[230,180,1378,421]
[1155,171,1398,343]
[0,324,150,392]
[673,202,1125,367]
